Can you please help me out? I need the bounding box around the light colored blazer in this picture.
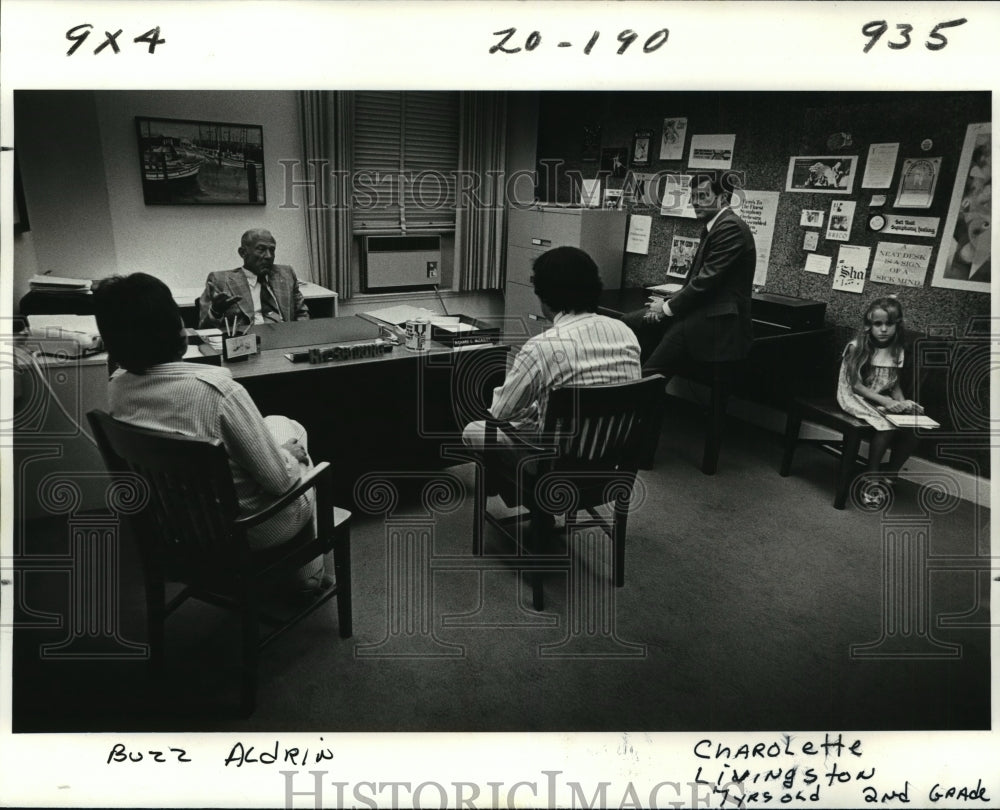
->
[198,265,310,329]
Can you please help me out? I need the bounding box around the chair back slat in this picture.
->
[544,376,664,471]
[88,410,242,575]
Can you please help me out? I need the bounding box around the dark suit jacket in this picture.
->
[666,207,756,362]
[198,265,310,329]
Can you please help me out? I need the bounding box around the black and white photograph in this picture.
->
[1,2,997,809]
[136,116,266,205]
[786,155,859,193]
[666,235,699,279]
[630,128,653,167]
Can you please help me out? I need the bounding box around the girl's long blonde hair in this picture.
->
[843,297,906,386]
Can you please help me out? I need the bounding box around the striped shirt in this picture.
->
[107,362,311,548]
[490,311,641,433]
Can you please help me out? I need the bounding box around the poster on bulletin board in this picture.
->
[869,242,933,288]
[826,200,857,241]
[659,173,696,218]
[659,117,687,160]
[733,189,779,286]
[930,121,991,292]
[861,143,900,188]
[832,244,871,293]
[786,155,858,192]
[894,157,941,208]
[687,134,735,169]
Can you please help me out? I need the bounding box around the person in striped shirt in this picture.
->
[462,246,641,449]
[94,273,327,594]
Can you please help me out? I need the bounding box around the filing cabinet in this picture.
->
[504,206,627,338]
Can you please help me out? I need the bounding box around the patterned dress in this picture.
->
[836,339,904,432]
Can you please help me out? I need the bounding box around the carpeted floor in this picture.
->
[12,400,991,732]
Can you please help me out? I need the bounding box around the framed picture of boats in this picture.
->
[135,116,265,205]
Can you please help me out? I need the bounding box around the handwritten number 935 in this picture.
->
[861,18,967,53]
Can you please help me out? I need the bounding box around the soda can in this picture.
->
[405,317,430,351]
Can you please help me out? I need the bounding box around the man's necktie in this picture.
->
[258,274,281,322]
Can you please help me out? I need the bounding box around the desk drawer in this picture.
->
[508,207,583,250]
[504,279,551,339]
[505,243,546,286]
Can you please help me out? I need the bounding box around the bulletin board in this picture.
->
[534,90,991,336]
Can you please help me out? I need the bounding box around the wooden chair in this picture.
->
[87,410,352,715]
[780,396,876,509]
[472,375,665,611]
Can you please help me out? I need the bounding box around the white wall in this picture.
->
[14,90,311,308]
[14,91,118,304]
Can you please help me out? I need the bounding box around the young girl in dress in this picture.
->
[837,296,922,483]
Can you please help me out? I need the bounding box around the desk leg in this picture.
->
[780,402,803,477]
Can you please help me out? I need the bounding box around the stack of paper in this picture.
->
[195,328,224,351]
[29,274,92,293]
[432,322,477,333]
[27,314,99,335]
[362,305,439,326]
[27,314,103,356]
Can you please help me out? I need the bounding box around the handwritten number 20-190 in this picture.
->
[490,28,669,55]
[862,18,967,53]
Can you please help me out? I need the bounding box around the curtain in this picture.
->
[455,92,508,291]
[298,91,354,299]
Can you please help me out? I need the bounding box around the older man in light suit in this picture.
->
[198,228,310,329]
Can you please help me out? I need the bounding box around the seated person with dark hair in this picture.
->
[462,245,641,448]
[198,228,310,329]
[95,272,327,592]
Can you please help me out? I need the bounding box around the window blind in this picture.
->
[352,91,459,234]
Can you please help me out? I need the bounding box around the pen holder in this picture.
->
[222,333,260,362]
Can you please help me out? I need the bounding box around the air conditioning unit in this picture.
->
[363,235,441,292]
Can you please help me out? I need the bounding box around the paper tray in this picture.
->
[430,315,501,347]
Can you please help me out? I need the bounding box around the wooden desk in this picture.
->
[222,317,509,502]
[598,289,836,473]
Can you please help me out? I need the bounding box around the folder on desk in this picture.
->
[430,315,501,347]
[361,304,439,327]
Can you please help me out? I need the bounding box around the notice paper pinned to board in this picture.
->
[626,215,652,254]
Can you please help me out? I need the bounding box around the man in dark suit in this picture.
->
[624,171,756,378]
[198,228,310,329]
